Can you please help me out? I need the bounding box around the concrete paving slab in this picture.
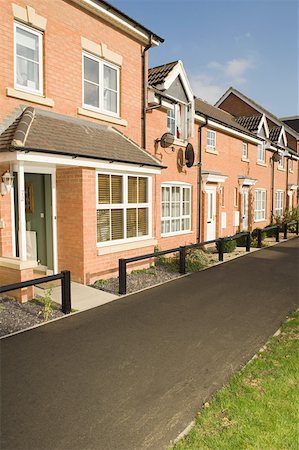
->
[35,281,118,311]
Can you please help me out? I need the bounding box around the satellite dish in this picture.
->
[185,143,195,168]
[272,152,281,162]
[159,132,175,148]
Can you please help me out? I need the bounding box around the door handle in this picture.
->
[207,220,211,224]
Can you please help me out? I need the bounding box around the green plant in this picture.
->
[185,248,209,272]
[216,239,237,253]
[252,227,266,241]
[38,289,54,321]
[274,207,299,232]
[94,279,108,286]
[236,234,252,247]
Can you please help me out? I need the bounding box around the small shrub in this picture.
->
[236,234,251,247]
[94,279,108,286]
[38,289,54,321]
[185,248,209,272]
[252,228,266,241]
[216,239,237,253]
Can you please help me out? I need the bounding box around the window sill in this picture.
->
[205,147,219,155]
[256,161,268,167]
[161,230,193,238]
[277,167,285,172]
[77,107,128,127]
[6,87,54,107]
[289,170,294,173]
[242,157,250,162]
[97,238,157,255]
[254,218,266,223]
[173,138,188,147]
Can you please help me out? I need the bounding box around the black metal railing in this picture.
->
[0,270,71,314]
[118,231,250,294]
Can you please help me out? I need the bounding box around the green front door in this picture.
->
[24,173,53,269]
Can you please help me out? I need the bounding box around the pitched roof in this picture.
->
[148,61,178,86]
[235,115,263,132]
[194,98,255,135]
[269,126,282,142]
[0,107,164,168]
[216,87,299,139]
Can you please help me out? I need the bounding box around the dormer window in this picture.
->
[257,143,265,163]
[166,103,190,141]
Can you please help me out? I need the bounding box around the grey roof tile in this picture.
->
[235,115,263,131]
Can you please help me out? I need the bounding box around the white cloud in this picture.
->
[190,57,255,104]
[234,32,251,42]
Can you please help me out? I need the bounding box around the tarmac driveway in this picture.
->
[1,238,298,450]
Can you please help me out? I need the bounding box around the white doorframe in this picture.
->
[13,164,58,274]
[242,188,249,230]
[206,186,217,240]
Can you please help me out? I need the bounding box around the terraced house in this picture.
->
[0,0,298,301]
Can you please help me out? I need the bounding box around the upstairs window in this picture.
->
[257,143,265,163]
[166,104,190,141]
[83,52,120,116]
[289,159,293,171]
[14,22,43,95]
[207,130,216,150]
[242,142,248,159]
[278,155,284,169]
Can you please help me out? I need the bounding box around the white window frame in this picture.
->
[14,22,43,96]
[275,190,284,217]
[207,130,216,150]
[254,189,266,222]
[242,142,248,159]
[96,171,151,247]
[289,159,293,172]
[82,51,120,118]
[278,155,284,169]
[167,103,188,141]
[257,143,265,163]
[234,187,238,208]
[161,182,192,237]
[167,108,176,136]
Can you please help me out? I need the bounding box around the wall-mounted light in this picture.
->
[1,171,14,196]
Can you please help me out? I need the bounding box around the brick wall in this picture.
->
[0,164,13,256]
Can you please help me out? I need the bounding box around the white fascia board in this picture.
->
[73,0,160,46]
[257,114,270,138]
[194,114,206,124]
[162,61,194,103]
[278,126,288,146]
[206,119,262,144]
[10,151,162,175]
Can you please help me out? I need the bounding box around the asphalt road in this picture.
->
[1,238,298,450]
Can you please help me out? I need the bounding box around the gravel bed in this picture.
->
[0,297,64,337]
[92,265,181,295]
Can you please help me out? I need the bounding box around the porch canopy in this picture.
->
[0,107,164,265]
[0,106,163,168]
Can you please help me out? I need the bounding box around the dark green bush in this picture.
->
[252,228,266,241]
[236,234,251,247]
[216,239,237,253]
[185,248,209,272]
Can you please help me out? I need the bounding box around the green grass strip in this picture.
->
[174,310,299,450]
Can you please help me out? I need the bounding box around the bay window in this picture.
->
[14,22,43,95]
[97,173,150,244]
[254,189,266,221]
[161,184,191,235]
[83,52,120,116]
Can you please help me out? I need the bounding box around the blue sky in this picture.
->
[112,0,298,117]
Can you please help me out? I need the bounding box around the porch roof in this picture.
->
[0,107,164,169]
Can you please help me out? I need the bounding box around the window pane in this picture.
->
[16,27,39,61]
[98,174,110,204]
[182,218,190,230]
[84,81,99,108]
[127,208,137,238]
[97,210,110,242]
[103,89,117,113]
[16,57,39,90]
[111,175,122,204]
[138,177,148,203]
[162,187,170,202]
[104,65,117,90]
[138,208,148,236]
[111,209,124,240]
[128,177,137,203]
[84,56,99,83]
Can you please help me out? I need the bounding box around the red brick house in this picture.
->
[0,1,298,301]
